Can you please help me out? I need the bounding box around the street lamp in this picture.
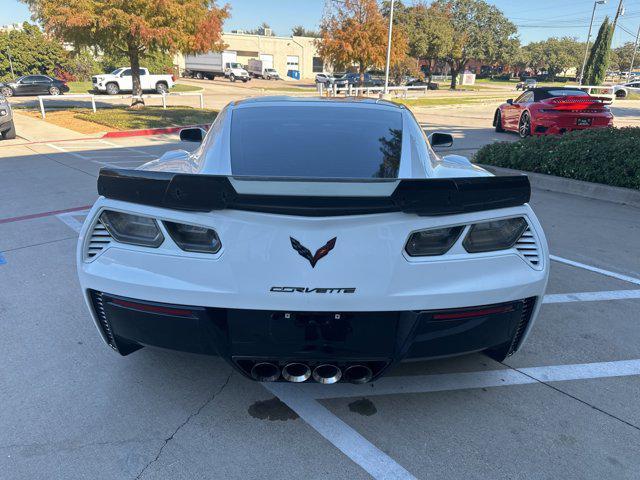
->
[383,0,396,95]
[579,0,607,85]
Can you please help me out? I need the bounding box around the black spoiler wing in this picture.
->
[97,168,530,217]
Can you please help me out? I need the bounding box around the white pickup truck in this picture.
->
[92,68,175,95]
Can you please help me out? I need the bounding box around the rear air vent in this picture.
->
[515,227,541,268]
[90,290,117,350]
[85,219,112,260]
[507,297,536,356]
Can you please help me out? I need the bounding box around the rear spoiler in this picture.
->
[97,168,531,217]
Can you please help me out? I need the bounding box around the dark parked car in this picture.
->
[0,94,16,140]
[406,79,439,90]
[335,73,384,88]
[0,75,70,97]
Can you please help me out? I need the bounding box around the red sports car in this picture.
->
[494,87,614,138]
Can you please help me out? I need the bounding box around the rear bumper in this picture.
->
[88,290,538,381]
[533,113,613,134]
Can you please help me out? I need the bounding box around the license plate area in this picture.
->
[576,118,592,126]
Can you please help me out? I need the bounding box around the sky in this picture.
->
[2,0,640,47]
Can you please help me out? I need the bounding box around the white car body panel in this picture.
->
[77,97,549,367]
[92,68,174,93]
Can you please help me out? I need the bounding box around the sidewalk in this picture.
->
[5,111,95,145]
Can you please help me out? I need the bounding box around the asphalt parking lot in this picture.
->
[1,136,639,479]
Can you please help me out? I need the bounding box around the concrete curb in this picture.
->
[102,123,211,138]
[481,164,640,208]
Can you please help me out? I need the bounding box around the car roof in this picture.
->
[232,95,403,111]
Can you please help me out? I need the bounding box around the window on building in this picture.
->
[312,57,324,73]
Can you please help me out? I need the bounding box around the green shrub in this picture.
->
[474,127,640,190]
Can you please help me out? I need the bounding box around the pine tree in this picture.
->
[583,17,614,85]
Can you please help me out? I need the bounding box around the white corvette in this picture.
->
[77,97,549,384]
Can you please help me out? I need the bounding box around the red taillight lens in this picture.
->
[111,298,195,317]
[433,305,515,320]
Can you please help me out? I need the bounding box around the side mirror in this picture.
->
[506,98,514,105]
[179,127,206,143]
[428,132,454,148]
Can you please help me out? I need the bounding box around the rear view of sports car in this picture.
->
[494,87,614,137]
[77,97,549,385]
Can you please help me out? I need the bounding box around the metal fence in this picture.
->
[37,91,205,119]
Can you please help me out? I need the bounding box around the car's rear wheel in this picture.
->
[106,83,119,95]
[518,112,531,138]
[1,86,13,97]
[195,72,203,80]
[1,120,16,140]
[49,86,61,96]
[615,89,627,98]
[494,110,505,132]
[155,82,168,94]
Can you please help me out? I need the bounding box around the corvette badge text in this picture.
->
[270,287,356,294]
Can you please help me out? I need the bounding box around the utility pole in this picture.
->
[383,0,395,96]
[628,24,640,81]
[579,1,607,85]
[612,0,624,33]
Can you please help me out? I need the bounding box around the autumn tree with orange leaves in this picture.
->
[22,0,229,108]
[317,0,407,79]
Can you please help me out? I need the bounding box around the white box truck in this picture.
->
[183,51,251,82]
[248,59,280,80]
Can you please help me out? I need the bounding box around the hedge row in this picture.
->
[474,127,640,190]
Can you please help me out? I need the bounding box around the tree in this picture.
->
[432,0,518,89]
[393,1,454,82]
[583,17,613,85]
[23,0,229,108]
[317,0,407,79]
[292,26,320,38]
[246,22,275,36]
[0,22,69,82]
[611,42,636,72]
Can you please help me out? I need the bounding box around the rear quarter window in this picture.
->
[230,105,403,179]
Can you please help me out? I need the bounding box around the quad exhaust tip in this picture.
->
[312,364,342,384]
[251,362,280,382]
[282,363,312,383]
[344,365,373,384]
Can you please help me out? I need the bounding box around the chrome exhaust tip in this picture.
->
[250,362,280,382]
[282,363,311,383]
[344,365,373,384]
[312,364,342,384]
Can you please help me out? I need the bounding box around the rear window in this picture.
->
[535,89,589,101]
[230,106,403,178]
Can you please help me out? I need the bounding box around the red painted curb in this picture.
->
[0,205,93,225]
[102,124,211,138]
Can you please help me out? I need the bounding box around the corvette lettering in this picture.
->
[270,287,356,294]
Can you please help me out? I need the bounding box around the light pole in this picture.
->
[579,0,607,85]
[627,24,640,81]
[383,0,395,96]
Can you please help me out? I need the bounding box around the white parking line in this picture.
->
[46,143,90,160]
[551,255,640,286]
[297,358,640,400]
[266,383,417,480]
[56,210,89,233]
[543,289,640,304]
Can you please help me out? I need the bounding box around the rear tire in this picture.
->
[155,82,168,94]
[229,74,236,82]
[49,86,61,96]
[485,341,512,362]
[494,110,505,132]
[195,72,203,80]
[105,82,119,95]
[518,112,531,138]
[2,121,16,140]
[615,89,627,98]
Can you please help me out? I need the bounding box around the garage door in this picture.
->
[259,54,274,70]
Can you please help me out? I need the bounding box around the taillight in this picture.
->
[462,217,528,253]
[405,226,465,257]
[100,210,164,247]
[163,221,221,253]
